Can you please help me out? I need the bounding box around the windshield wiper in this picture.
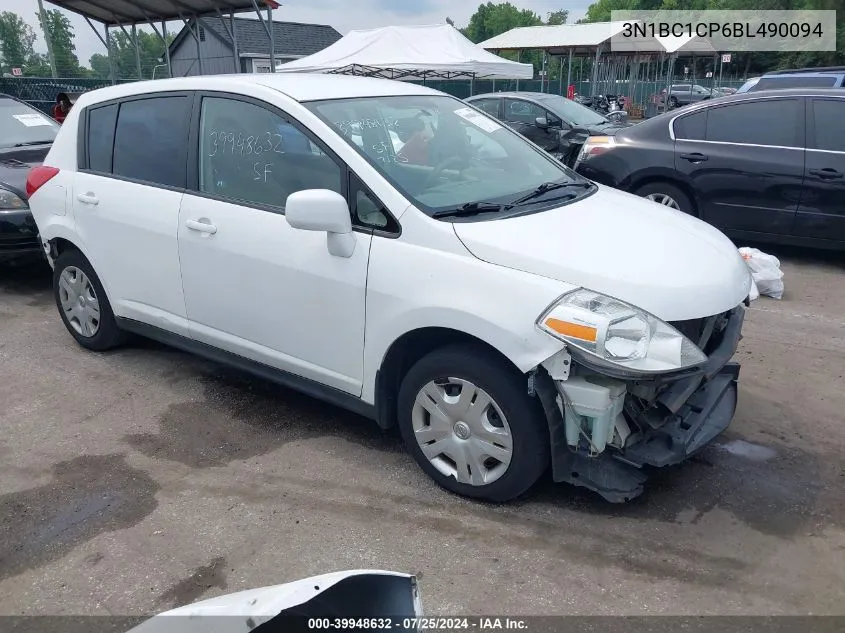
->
[509,181,593,207]
[432,201,505,219]
[12,140,53,147]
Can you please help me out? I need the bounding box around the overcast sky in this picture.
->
[7,0,589,68]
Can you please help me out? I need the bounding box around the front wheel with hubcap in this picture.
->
[397,345,549,502]
[53,249,126,351]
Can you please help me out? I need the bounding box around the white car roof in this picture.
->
[73,73,442,109]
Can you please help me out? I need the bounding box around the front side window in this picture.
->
[198,97,342,209]
[704,99,802,147]
[503,99,545,124]
[0,98,59,149]
[112,96,190,188]
[306,95,588,215]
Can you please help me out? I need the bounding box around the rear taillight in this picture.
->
[26,166,60,198]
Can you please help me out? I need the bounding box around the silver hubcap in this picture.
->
[411,378,513,486]
[58,266,101,338]
[646,193,680,210]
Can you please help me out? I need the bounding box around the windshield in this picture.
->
[306,95,588,215]
[0,99,59,148]
[736,78,760,94]
[539,96,608,126]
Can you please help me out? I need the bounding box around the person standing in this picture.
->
[52,93,72,124]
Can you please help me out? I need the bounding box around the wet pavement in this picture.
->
[1,250,844,616]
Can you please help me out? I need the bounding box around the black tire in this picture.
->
[636,181,695,215]
[669,96,679,108]
[397,344,549,502]
[53,248,126,351]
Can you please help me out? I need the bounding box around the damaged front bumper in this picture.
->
[535,306,745,502]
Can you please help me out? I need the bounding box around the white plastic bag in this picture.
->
[739,247,784,300]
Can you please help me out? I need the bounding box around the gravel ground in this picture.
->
[1,247,843,617]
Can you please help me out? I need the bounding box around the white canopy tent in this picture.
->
[274,24,534,80]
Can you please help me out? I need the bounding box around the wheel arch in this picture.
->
[631,175,700,217]
[374,327,528,430]
[45,231,116,304]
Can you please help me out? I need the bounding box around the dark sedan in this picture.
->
[573,88,845,250]
[465,92,628,167]
[1,94,59,262]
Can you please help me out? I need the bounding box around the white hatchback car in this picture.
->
[27,74,752,503]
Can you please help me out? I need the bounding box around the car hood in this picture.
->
[0,145,50,198]
[452,184,752,322]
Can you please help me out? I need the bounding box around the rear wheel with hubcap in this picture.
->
[53,249,126,351]
[397,345,549,502]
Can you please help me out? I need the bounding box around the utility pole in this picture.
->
[36,0,58,78]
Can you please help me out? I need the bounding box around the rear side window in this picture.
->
[87,104,117,173]
[673,110,706,140]
[705,99,802,148]
[810,99,845,151]
[112,96,191,188]
[752,76,838,91]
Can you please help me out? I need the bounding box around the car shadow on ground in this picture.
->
[0,257,52,294]
[3,252,841,529]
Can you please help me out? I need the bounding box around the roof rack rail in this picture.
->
[765,66,845,75]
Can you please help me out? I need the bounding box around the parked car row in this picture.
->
[465,85,845,251]
[573,88,845,249]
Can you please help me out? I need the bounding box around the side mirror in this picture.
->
[285,189,356,258]
[535,116,549,129]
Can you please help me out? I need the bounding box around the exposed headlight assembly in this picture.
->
[538,289,707,374]
[0,188,28,211]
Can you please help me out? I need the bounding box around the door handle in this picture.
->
[808,167,843,180]
[76,192,99,205]
[185,219,218,234]
[680,152,708,162]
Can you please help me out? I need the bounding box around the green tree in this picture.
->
[462,2,543,43]
[88,30,172,80]
[23,52,52,77]
[37,8,81,76]
[546,10,569,25]
[88,52,110,79]
[0,11,37,74]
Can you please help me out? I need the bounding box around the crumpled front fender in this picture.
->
[127,570,422,633]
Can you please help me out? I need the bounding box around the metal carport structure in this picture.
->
[478,21,718,114]
[42,0,283,82]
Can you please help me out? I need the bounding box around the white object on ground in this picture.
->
[739,247,784,300]
[126,570,421,633]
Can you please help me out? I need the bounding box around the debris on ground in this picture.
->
[740,247,784,300]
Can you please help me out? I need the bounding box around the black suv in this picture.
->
[574,88,845,250]
[738,66,845,93]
